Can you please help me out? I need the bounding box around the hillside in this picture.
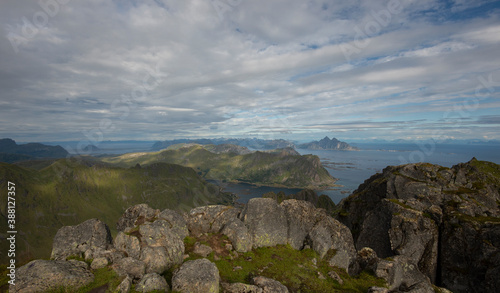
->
[0,158,233,262]
[151,138,295,151]
[103,144,338,189]
[298,136,359,151]
[0,138,68,163]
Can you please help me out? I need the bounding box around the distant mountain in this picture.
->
[105,144,337,189]
[151,138,295,151]
[82,144,100,152]
[298,136,359,151]
[0,138,68,162]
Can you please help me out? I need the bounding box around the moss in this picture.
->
[46,267,122,293]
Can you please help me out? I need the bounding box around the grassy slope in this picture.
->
[103,144,337,189]
[0,158,231,262]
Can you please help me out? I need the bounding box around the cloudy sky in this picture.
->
[1,0,499,143]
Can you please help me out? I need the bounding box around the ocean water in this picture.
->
[221,143,500,204]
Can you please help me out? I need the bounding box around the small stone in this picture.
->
[233,266,243,271]
[193,242,213,257]
[328,271,343,285]
[225,243,233,251]
[91,257,109,270]
[317,271,326,279]
[214,255,221,261]
[136,273,169,292]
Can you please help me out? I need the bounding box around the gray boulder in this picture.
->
[309,214,356,273]
[10,259,94,293]
[116,203,159,232]
[239,198,288,248]
[251,276,289,293]
[115,275,132,293]
[187,205,240,236]
[113,257,146,280]
[172,258,220,293]
[136,273,169,292]
[114,232,141,259]
[51,218,112,260]
[222,219,253,253]
[90,257,109,270]
[138,220,184,268]
[280,199,319,250]
[157,208,189,239]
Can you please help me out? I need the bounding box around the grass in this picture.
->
[179,233,386,293]
[0,159,232,263]
[45,267,123,293]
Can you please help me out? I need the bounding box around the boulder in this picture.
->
[113,257,146,280]
[51,218,112,260]
[187,205,240,236]
[280,199,319,250]
[114,232,141,259]
[140,246,172,274]
[136,273,169,292]
[222,219,253,253]
[172,258,220,293]
[10,259,94,293]
[251,276,289,293]
[116,204,159,232]
[239,198,288,248]
[309,214,356,273]
[138,220,185,268]
[157,208,189,239]
[115,275,132,293]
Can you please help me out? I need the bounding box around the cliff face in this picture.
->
[336,158,500,292]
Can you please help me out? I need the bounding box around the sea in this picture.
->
[55,140,500,205]
[214,143,500,204]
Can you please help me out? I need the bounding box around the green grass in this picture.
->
[45,267,123,293]
[179,233,386,293]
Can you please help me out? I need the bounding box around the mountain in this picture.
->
[0,138,68,163]
[298,136,359,151]
[104,144,337,189]
[335,158,500,292]
[0,158,233,262]
[151,138,295,151]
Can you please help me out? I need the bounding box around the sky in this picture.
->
[1,0,500,144]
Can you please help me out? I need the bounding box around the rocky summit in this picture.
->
[7,159,500,293]
[336,158,500,292]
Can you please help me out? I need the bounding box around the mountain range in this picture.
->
[0,138,68,163]
[298,136,359,151]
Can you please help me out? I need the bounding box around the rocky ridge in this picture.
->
[8,159,500,293]
[336,158,500,292]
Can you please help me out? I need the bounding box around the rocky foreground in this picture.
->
[9,159,500,293]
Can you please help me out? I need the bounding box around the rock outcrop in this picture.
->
[336,159,500,292]
[172,258,220,293]
[51,218,112,261]
[10,259,94,293]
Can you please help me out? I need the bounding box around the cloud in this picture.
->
[0,0,499,142]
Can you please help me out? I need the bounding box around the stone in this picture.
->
[114,232,141,259]
[10,260,94,293]
[113,257,146,280]
[91,257,109,270]
[136,273,169,292]
[193,242,213,257]
[140,246,171,274]
[116,203,159,232]
[328,271,343,285]
[367,287,389,293]
[309,214,356,273]
[251,276,289,293]
[138,220,185,267]
[115,275,132,293]
[172,258,220,293]
[221,282,263,293]
[280,199,320,250]
[187,205,240,236]
[51,218,112,260]
[222,219,253,252]
[239,198,288,248]
[157,208,189,240]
